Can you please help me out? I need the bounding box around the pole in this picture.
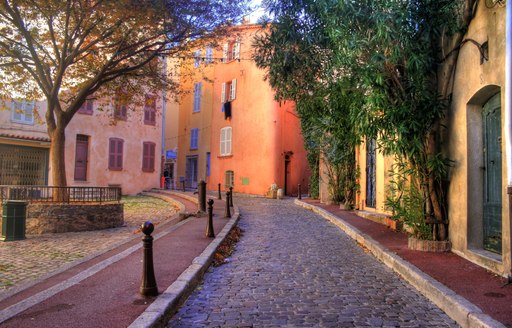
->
[218,183,222,200]
[224,191,231,218]
[198,180,206,212]
[206,199,215,238]
[139,221,158,297]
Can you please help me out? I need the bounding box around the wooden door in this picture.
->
[366,138,377,208]
[483,93,502,254]
[74,135,89,181]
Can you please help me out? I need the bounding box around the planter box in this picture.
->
[408,237,451,252]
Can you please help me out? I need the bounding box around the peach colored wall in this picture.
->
[176,55,214,188]
[1,97,162,195]
[65,97,162,195]
[208,25,309,196]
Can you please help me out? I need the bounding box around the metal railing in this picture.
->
[0,186,121,204]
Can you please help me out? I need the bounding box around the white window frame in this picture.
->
[220,127,232,156]
[225,170,234,188]
[11,100,35,125]
[193,82,202,113]
[221,79,236,103]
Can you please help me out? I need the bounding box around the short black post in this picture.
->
[206,199,215,238]
[181,181,186,192]
[198,180,206,212]
[229,186,234,207]
[224,191,231,218]
[140,221,158,297]
[218,183,222,200]
[298,184,302,200]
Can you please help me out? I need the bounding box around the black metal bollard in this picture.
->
[140,221,158,297]
[182,181,186,192]
[298,184,302,200]
[229,186,234,207]
[224,191,231,218]
[198,180,206,212]
[206,199,215,238]
[218,183,222,200]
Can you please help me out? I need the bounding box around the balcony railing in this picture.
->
[0,186,121,204]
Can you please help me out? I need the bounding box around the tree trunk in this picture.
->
[49,127,68,194]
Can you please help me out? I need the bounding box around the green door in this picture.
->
[483,93,502,254]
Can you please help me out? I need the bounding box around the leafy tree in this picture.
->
[255,0,477,240]
[0,0,248,188]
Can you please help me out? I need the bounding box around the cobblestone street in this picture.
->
[168,197,458,328]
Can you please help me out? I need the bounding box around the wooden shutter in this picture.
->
[226,127,232,154]
[142,142,155,172]
[220,128,226,155]
[109,138,123,170]
[190,128,198,149]
[144,95,156,124]
[223,43,229,62]
[194,83,202,112]
[221,83,226,103]
[234,40,241,60]
[74,135,89,181]
[230,79,237,100]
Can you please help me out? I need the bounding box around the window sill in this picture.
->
[144,121,156,126]
[142,169,155,173]
[11,120,34,125]
[218,154,233,158]
[109,168,123,171]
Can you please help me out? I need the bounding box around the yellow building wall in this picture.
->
[445,3,508,276]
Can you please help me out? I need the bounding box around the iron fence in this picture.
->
[0,186,121,204]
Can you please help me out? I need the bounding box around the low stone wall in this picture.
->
[1,203,124,234]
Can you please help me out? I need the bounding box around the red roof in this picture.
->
[0,132,50,143]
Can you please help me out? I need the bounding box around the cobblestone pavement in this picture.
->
[168,197,458,328]
[0,196,178,295]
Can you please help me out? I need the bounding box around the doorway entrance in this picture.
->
[482,93,502,254]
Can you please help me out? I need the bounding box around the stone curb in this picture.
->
[154,190,198,204]
[0,197,191,325]
[128,196,241,328]
[141,192,187,213]
[295,199,506,328]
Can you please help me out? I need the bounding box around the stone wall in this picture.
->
[0,203,124,234]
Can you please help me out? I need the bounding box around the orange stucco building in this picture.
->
[173,22,310,196]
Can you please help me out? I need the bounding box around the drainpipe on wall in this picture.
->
[506,0,512,279]
[161,57,168,183]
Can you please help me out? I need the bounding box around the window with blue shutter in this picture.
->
[193,82,202,113]
[190,128,199,150]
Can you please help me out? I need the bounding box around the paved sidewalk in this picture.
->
[0,191,238,328]
[297,199,512,328]
[0,195,179,298]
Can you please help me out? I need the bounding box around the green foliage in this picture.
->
[386,160,432,240]
[255,0,471,239]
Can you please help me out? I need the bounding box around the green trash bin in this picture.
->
[1,201,27,241]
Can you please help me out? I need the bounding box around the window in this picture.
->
[220,127,232,156]
[11,100,34,124]
[206,152,211,177]
[142,142,156,172]
[190,128,199,150]
[74,135,89,181]
[225,170,234,188]
[194,49,201,68]
[193,82,202,113]
[205,47,213,63]
[222,40,240,63]
[108,138,124,171]
[144,94,156,125]
[221,79,237,103]
[114,90,128,120]
[78,99,94,115]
